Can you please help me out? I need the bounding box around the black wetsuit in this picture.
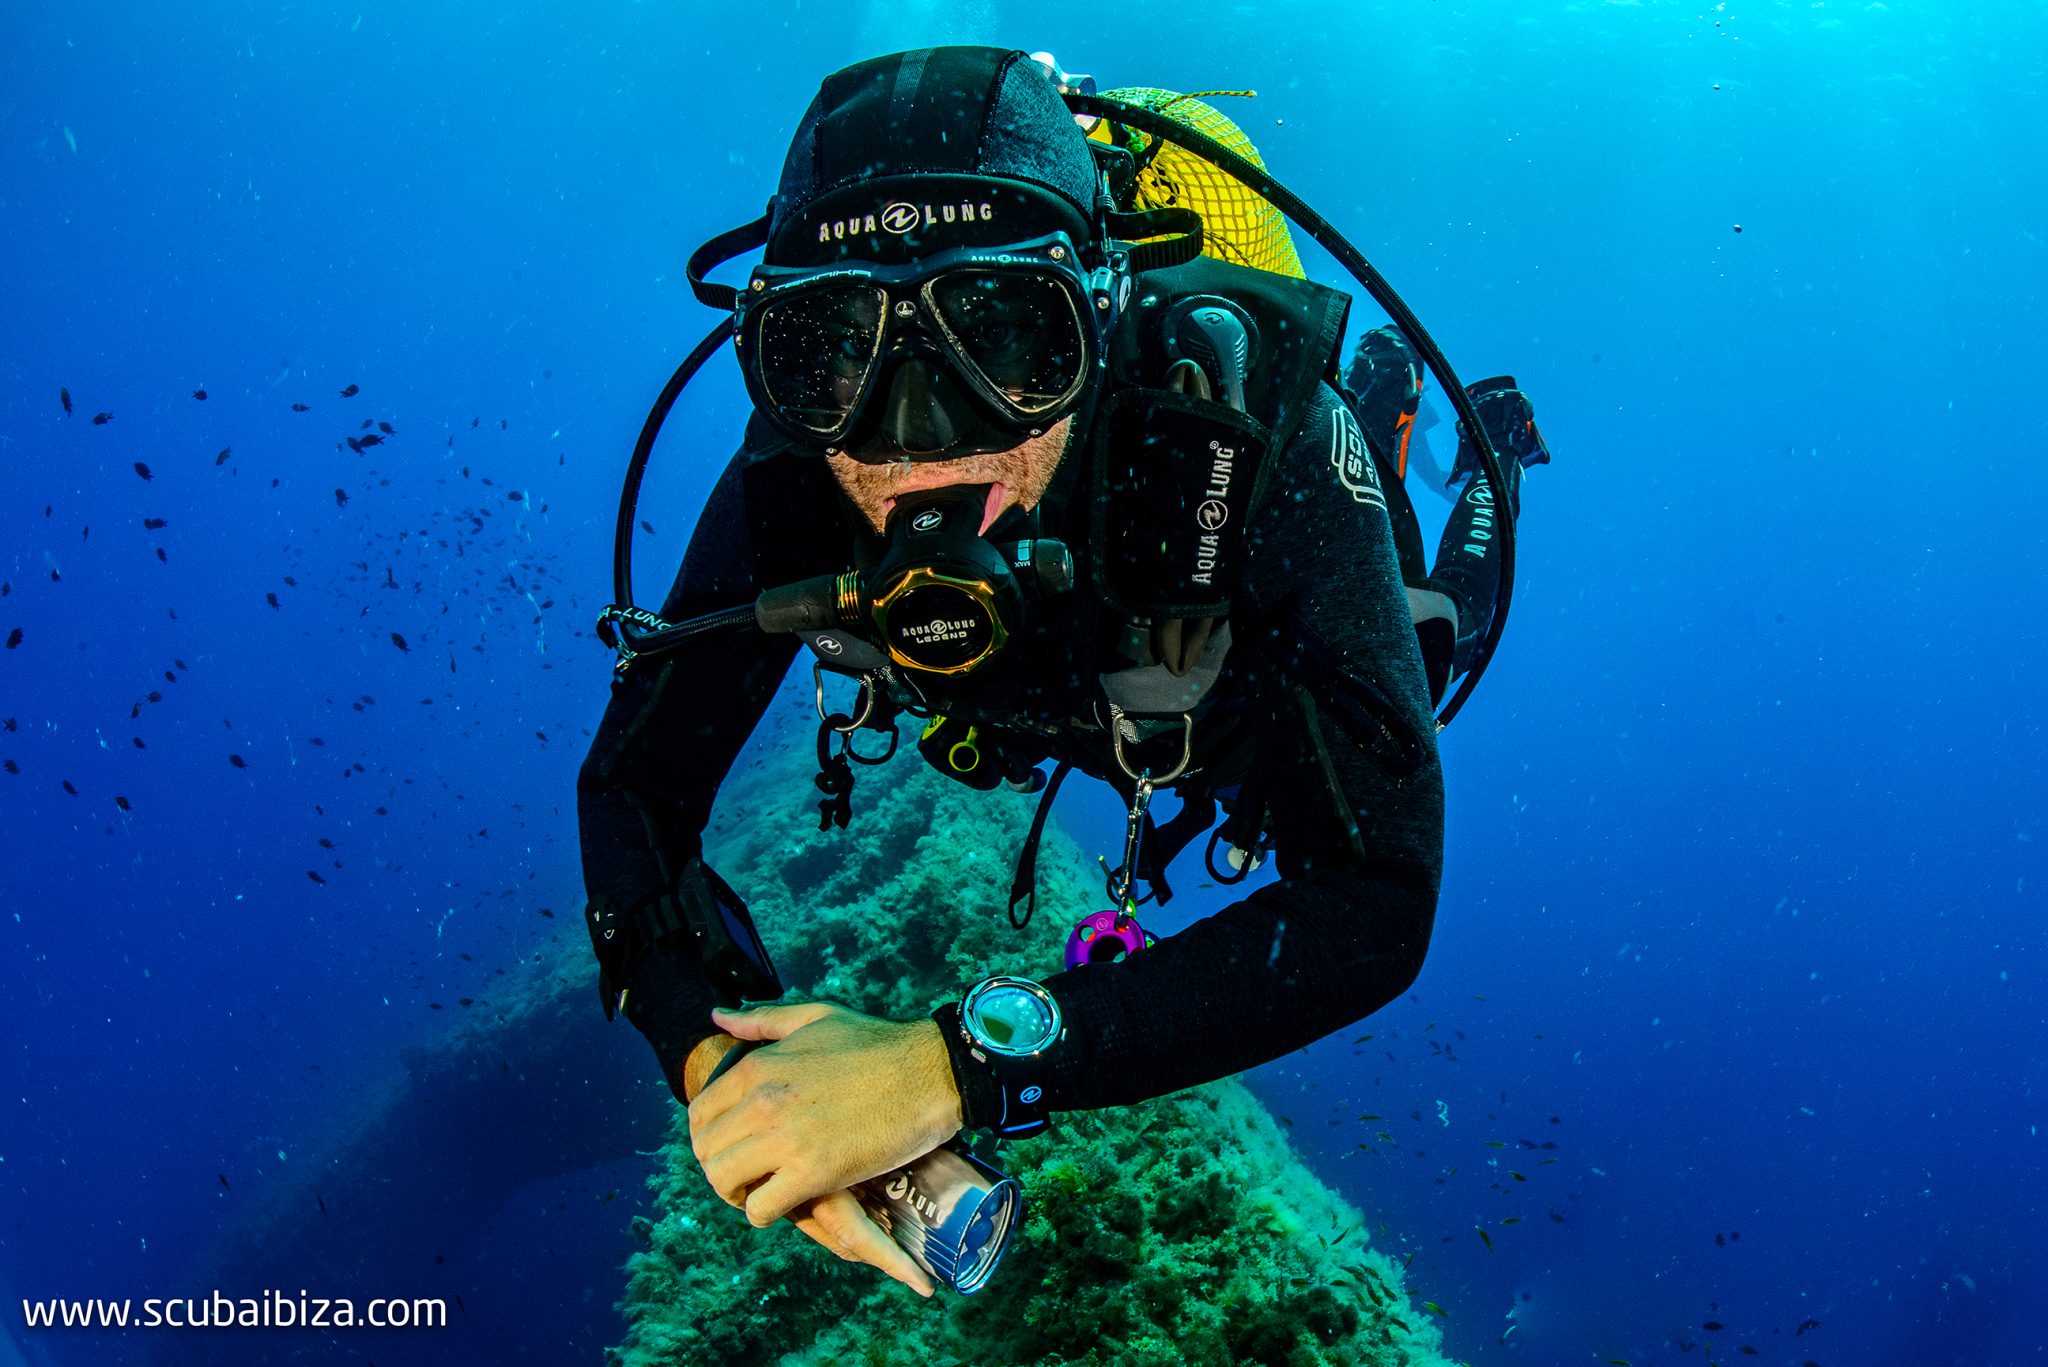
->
[579,379,1507,1124]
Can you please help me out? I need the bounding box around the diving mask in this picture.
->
[736,233,1118,459]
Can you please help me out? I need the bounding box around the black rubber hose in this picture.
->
[614,318,734,611]
[1066,92,1515,730]
[616,604,761,657]
[596,317,772,661]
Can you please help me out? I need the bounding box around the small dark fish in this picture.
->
[1703,1321,1725,1332]
[356,433,384,448]
[131,737,145,750]
[60,387,73,415]
[597,1189,619,1204]
[228,754,247,769]
[429,1002,443,1010]
[333,488,348,508]
[147,692,162,703]
[218,1173,231,1190]
[1795,1318,1822,1337]
[2,719,14,731]
[282,575,297,587]
[291,402,310,412]
[339,384,360,397]
[458,998,473,1007]
[1476,1228,1493,1251]
[316,1195,327,1215]
[192,388,208,400]
[1739,1348,1758,1357]
[317,838,335,849]
[93,412,114,425]
[640,519,654,534]
[133,461,153,481]
[144,517,167,530]
[3,760,17,775]
[507,490,524,502]
[346,437,362,453]
[4,628,19,649]
[215,447,231,466]
[537,907,554,919]
[307,870,326,885]
[377,421,394,435]
[1716,1232,1726,1246]
[266,592,280,609]
[390,631,410,653]
[115,795,131,811]
[62,779,78,795]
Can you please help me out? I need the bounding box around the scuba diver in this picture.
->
[577,46,1551,1296]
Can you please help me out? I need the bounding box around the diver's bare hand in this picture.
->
[782,1187,936,1297]
[689,1003,962,1225]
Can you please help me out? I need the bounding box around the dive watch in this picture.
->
[935,976,1065,1139]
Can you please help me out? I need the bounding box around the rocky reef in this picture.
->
[609,694,1455,1367]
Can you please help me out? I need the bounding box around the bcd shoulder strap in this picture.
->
[1087,256,1351,638]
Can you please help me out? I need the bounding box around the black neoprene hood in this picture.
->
[767,47,1101,267]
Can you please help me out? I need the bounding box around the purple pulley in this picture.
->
[1064,909,1156,969]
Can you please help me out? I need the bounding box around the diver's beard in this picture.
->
[827,419,1074,537]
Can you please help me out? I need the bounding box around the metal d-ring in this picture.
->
[1106,704,1193,786]
[814,662,876,733]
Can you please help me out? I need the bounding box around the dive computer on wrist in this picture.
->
[937,975,1065,1139]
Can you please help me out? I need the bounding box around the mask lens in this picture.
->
[927,273,1087,416]
[755,285,885,435]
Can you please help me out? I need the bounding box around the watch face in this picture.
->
[967,983,1058,1055]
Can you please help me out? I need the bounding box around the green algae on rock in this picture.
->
[610,686,1456,1367]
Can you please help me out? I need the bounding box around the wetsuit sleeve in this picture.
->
[577,440,802,1103]
[1030,385,1445,1116]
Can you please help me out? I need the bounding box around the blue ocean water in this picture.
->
[2,2,2041,1364]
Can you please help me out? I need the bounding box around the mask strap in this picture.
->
[688,211,771,311]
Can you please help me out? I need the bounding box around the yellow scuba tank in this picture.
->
[1090,87,1306,279]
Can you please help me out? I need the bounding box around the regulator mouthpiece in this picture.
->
[866,486,1072,677]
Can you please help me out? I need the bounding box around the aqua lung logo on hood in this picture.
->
[817,199,996,243]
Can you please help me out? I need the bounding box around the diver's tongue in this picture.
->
[980,482,1007,536]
